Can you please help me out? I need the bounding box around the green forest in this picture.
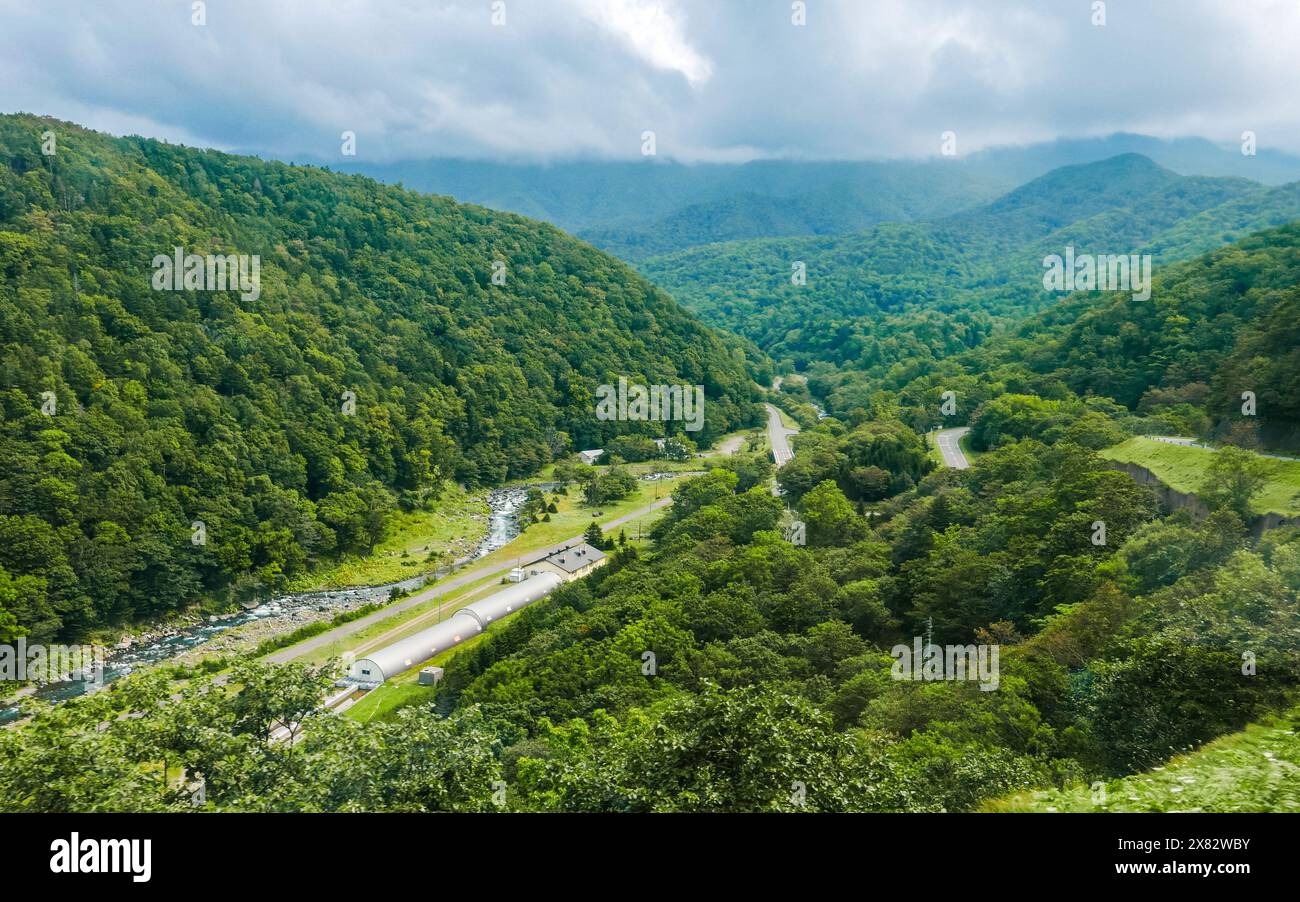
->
[0,113,760,642]
[643,155,1300,381]
[5,434,1297,810]
[800,221,1300,452]
[2,114,1298,815]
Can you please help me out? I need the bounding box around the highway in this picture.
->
[935,427,971,469]
[765,403,798,467]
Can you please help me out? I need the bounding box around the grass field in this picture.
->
[988,704,1300,812]
[1100,436,1300,517]
[266,476,684,671]
[488,475,682,559]
[284,483,489,592]
[342,624,503,723]
[286,434,747,594]
[505,428,754,485]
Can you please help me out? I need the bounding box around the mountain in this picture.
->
[800,218,1300,455]
[574,164,1013,261]
[1007,221,1300,447]
[5,125,1299,818]
[961,132,1300,187]
[336,134,1300,265]
[639,155,1300,371]
[341,157,1012,259]
[0,113,759,642]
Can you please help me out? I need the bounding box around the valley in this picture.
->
[7,3,1300,888]
[1,114,1298,819]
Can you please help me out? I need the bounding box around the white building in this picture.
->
[577,449,604,465]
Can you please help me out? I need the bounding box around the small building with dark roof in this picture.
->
[532,542,608,582]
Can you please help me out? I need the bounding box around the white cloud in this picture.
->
[571,0,713,85]
[0,0,1297,162]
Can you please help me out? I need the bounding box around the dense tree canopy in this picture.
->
[0,114,760,640]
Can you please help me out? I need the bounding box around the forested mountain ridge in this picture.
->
[804,220,1300,455]
[642,155,1300,373]
[343,156,1013,247]
[993,222,1300,447]
[575,167,1013,261]
[0,113,759,642]
[960,131,1300,186]
[340,133,1300,261]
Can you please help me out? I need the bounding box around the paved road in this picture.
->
[935,427,971,469]
[267,496,673,663]
[765,402,800,498]
[765,403,798,467]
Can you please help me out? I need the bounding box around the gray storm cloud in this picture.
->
[1,0,1298,161]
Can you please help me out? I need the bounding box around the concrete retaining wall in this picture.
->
[1107,460,1299,538]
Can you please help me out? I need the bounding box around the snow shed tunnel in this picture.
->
[348,571,564,685]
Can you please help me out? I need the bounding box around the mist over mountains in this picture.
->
[336,133,1300,262]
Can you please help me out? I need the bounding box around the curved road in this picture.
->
[935,427,971,469]
[765,401,800,498]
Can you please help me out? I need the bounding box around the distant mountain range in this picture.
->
[340,157,1012,259]
[638,154,1300,371]
[336,133,1300,261]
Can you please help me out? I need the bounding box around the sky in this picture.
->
[2,0,1299,163]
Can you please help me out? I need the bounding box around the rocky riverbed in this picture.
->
[2,485,543,719]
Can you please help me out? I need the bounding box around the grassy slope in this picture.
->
[284,483,490,592]
[924,431,945,467]
[989,705,1300,812]
[1099,437,1300,517]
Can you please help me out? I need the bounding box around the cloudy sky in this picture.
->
[2,0,1299,163]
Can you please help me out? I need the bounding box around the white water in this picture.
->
[2,486,535,720]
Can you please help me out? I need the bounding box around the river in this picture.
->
[1,486,537,721]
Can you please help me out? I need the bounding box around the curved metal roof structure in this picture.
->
[349,571,563,684]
